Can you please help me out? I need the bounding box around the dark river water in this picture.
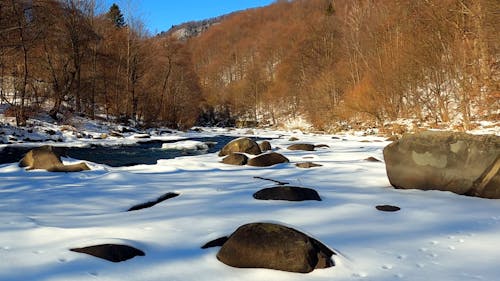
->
[0,135,244,167]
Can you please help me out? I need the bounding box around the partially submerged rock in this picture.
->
[218,137,261,157]
[247,152,289,167]
[287,143,315,151]
[210,222,335,273]
[19,145,90,172]
[383,131,500,199]
[70,244,145,262]
[222,153,248,166]
[253,186,321,201]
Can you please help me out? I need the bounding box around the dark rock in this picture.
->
[259,141,272,152]
[287,144,315,151]
[221,153,248,166]
[247,152,289,167]
[365,157,381,162]
[289,137,299,141]
[218,137,261,157]
[253,186,321,201]
[376,205,401,212]
[201,236,229,249]
[216,222,335,273]
[383,131,500,199]
[296,162,323,168]
[19,146,90,172]
[127,192,179,211]
[70,244,145,262]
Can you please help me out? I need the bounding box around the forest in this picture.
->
[1,0,498,131]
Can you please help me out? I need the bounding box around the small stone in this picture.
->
[296,162,323,168]
[365,157,381,162]
[376,205,401,212]
[287,143,315,151]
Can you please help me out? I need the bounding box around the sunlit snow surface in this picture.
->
[1,128,499,281]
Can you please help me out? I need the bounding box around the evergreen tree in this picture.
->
[107,3,125,28]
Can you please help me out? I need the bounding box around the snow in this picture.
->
[1,119,499,280]
[161,140,209,151]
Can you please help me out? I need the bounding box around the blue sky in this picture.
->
[104,0,275,34]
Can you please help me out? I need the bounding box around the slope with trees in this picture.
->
[1,0,498,132]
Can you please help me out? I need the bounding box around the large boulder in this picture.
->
[253,186,322,201]
[218,137,261,157]
[221,153,248,166]
[215,222,335,273]
[383,131,500,199]
[247,152,289,167]
[287,143,315,151]
[19,145,90,172]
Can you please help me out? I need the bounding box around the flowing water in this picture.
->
[0,135,247,167]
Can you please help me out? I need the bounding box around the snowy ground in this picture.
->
[1,122,499,281]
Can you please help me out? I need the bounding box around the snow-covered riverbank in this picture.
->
[1,124,499,281]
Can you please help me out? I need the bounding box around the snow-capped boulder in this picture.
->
[211,222,335,273]
[247,152,289,167]
[383,131,500,199]
[218,137,261,156]
[19,145,90,172]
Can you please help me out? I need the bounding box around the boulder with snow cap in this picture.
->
[218,137,261,156]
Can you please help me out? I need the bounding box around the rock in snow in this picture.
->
[19,145,90,172]
[383,131,500,199]
[215,222,335,273]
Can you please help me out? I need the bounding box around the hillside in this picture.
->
[187,0,499,131]
[0,0,498,133]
